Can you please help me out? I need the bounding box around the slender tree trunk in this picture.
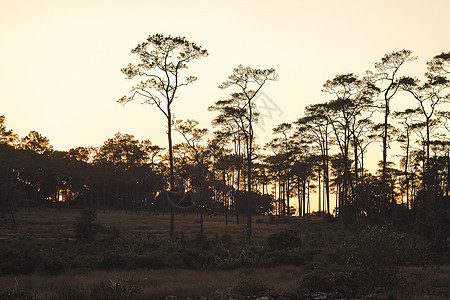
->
[343,148,350,208]
[200,205,204,233]
[325,135,330,213]
[223,170,228,225]
[125,182,128,214]
[103,183,106,213]
[302,179,306,217]
[236,167,240,225]
[282,178,286,215]
[278,178,282,217]
[426,118,430,172]
[297,176,301,217]
[443,150,450,197]
[405,127,410,209]
[286,175,290,217]
[167,110,175,239]
[4,171,8,209]
[336,182,340,216]
[382,99,389,203]
[198,161,204,233]
[307,178,311,214]
[247,131,252,237]
[354,136,359,201]
[318,167,322,212]
[425,118,432,212]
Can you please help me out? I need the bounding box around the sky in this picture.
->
[1,0,450,159]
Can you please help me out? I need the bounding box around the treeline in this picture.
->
[1,49,450,229]
[270,50,450,224]
[0,130,162,211]
[0,127,271,216]
[209,49,450,226]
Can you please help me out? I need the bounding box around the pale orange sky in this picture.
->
[1,0,449,157]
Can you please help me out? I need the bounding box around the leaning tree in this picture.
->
[118,34,208,238]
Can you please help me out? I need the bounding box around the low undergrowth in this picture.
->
[0,209,448,299]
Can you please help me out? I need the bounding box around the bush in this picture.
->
[0,288,40,300]
[219,232,232,246]
[298,271,333,293]
[337,225,407,293]
[193,232,211,250]
[261,249,303,267]
[415,209,449,252]
[98,252,129,270]
[38,251,67,275]
[233,278,271,296]
[109,226,121,240]
[0,246,36,275]
[114,233,160,255]
[267,229,302,250]
[134,251,168,269]
[74,209,99,242]
[236,245,266,267]
[99,277,142,300]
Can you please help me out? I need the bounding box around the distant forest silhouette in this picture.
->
[1,35,449,240]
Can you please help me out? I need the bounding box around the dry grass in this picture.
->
[0,266,301,299]
[1,208,294,241]
[0,209,305,298]
[3,265,449,299]
[2,208,448,299]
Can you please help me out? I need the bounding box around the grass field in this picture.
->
[1,266,303,299]
[1,208,295,240]
[0,208,448,299]
[0,209,300,299]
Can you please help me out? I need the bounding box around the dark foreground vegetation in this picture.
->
[0,209,448,299]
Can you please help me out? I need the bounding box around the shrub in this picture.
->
[322,212,335,223]
[109,226,121,240]
[38,251,67,275]
[415,209,449,252]
[134,251,168,269]
[0,241,68,275]
[114,233,160,255]
[193,232,211,250]
[236,245,266,267]
[214,249,239,270]
[0,246,36,274]
[0,288,40,300]
[261,249,296,267]
[233,278,271,296]
[267,229,302,250]
[171,231,187,246]
[338,225,406,293]
[298,271,332,293]
[74,209,99,242]
[219,232,232,246]
[98,252,129,270]
[99,277,142,300]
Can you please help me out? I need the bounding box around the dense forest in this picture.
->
[1,37,449,239]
